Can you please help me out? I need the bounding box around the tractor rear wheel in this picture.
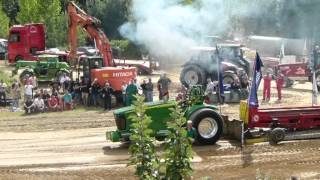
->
[191,109,223,145]
[180,65,206,87]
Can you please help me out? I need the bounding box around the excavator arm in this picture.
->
[67,1,113,67]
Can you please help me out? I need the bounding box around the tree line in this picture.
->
[0,0,130,48]
[1,0,320,49]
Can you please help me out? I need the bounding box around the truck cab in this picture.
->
[8,23,45,63]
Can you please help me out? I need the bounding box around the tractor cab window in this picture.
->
[89,58,103,69]
[233,47,241,58]
[79,59,90,76]
[220,47,234,59]
[9,32,20,42]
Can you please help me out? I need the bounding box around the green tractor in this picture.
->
[106,86,224,145]
[13,55,70,82]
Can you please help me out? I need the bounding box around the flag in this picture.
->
[216,46,224,98]
[312,71,318,105]
[248,52,263,107]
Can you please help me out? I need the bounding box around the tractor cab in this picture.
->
[78,56,103,81]
[217,44,250,75]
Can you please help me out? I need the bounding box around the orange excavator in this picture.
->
[67,1,136,94]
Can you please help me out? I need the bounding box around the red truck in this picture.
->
[8,23,45,63]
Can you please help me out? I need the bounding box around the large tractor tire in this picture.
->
[223,72,237,85]
[190,108,223,145]
[180,65,206,87]
[19,70,33,83]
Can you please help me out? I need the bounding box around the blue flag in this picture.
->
[248,52,263,107]
[216,46,224,98]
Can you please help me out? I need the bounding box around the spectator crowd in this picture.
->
[0,73,172,115]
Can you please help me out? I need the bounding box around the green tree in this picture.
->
[16,0,85,48]
[164,103,193,179]
[1,0,19,25]
[87,0,129,39]
[16,0,40,23]
[128,95,159,180]
[0,2,9,38]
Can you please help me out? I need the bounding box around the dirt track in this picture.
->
[0,66,320,179]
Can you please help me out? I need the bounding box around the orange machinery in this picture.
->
[67,1,136,91]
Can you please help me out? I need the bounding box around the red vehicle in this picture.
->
[7,23,45,63]
[275,51,320,88]
[7,22,157,74]
[66,1,136,93]
[239,101,320,143]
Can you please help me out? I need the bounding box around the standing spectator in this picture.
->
[50,80,61,94]
[42,89,50,110]
[24,98,35,114]
[126,80,138,106]
[205,78,215,103]
[63,90,73,110]
[33,94,45,113]
[157,73,171,101]
[263,71,272,102]
[24,81,34,101]
[145,78,154,102]
[24,74,32,85]
[31,75,38,90]
[102,82,114,110]
[48,94,60,111]
[205,78,215,95]
[59,73,70,93]
[72,78,81,106]
[90,78,100,106]
[134,78,142,94]
[80,77,90,106]
[121,81,127,106]
[0,80,7,106]
[239,70,249,90]
[141,79,147,101]
[276,70,284,102]
[216,82,225,104]
[11,80,21,111]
